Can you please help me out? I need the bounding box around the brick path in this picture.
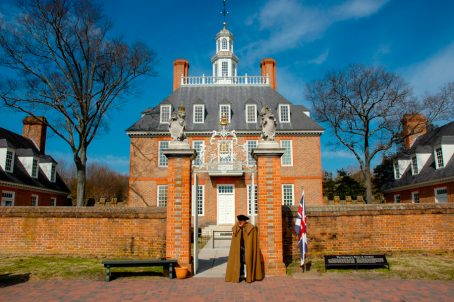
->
[1,277,453,302]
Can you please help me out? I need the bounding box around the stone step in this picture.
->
[201,224,233,236]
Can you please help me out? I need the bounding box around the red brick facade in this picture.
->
[384,181,454,203]
[0,185,68,206]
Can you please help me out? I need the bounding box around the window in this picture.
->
[50,164,56,182]
[31,194,38,206]
[393,161,401,179]
[160,105,171,123]
[279,104,290,123]
[246,140,257,166]
[50,197,57,207]
[411,155,418,175]
[193,105,205,123]
[246,104,257,123]
[435,187,448,203]
[435,147,444,168]
[394,194,401,203]
[218,140,232,163]
[281,140,293,166]
[214,63,218,78]
[247,185,258,215]
[221,62,228,76]
[157,185,168,207]
[412,191,420,204]
[219,104,231,123]
[222,38,227,50]
[193,185,204,216]
[158,141,169,167]
[31,158,39,178]
[282,184,294,206]
[192,141,204,166]
[5,150,14,172]
[1,191,15,206]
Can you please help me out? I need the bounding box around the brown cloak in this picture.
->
[225,222,264,283]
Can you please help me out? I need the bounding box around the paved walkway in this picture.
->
[194,235,230,277]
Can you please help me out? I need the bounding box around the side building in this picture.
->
[384,115,454,203]
[0,117,70,206]
[127,25,324,226]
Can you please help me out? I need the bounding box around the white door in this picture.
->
[217,185,235,225]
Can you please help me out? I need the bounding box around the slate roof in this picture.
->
[127,86,323,134]
[384,121,454,191]
[0,127,70,194]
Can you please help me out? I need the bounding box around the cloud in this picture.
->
[402,41,454,96]
[309,49,330,65]
[322,150,356,159]
[240,0,389,64]
[275,68,307,105]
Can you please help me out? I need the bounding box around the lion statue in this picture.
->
[260,106,277,141]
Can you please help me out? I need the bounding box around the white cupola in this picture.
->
[211,23,239,83]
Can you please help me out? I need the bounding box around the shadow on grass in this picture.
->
[0,273,30,288]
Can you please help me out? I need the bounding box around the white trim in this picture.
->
[0,180,69,195]
[279,104,291,123]
[157,185,168,207]
[218,140,233,163]
[4,149,15,173]
[127,130,324,137]
[245,104,257,123]
[394,194,401,203]
[158,141,169,167]
[219,104,231,123]
[246,140,258,166]
[31,194,39,206]
[192,140,205,166]
[411,155,418,175]
[160,105,172,124]
[247,184,258,216]
[411,191,420,204]
[193,104,205,124]
[434,187,448,203]
[280,140,293,166]
[1,190,15,206]
[282,184,294,206]
[383,175,454,193]
[217,184,235,225]
[434,146,444,169]
[196,185,204,216]
[50,197,57,207]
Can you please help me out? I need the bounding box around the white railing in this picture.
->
[181,75,269,86]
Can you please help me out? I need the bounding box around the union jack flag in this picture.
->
[295,191,308,266]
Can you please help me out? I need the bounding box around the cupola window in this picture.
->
[222,62,228,76]
[222,38,227,50]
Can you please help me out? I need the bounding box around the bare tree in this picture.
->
[0,0,156,206]
[422,82,454,122]
[306,65,417,203]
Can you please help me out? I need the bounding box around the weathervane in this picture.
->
[221,0,229,27]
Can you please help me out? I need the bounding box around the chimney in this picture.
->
[173,59,189,91]
[260,58,277,90]
[22,116,47,154]
[402,113,427,149]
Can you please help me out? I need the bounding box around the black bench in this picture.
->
[102,259,178,282]
[324,254,389,270]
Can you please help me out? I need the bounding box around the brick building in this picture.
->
[0,117,70,206]
[127,24,324,226]
[383,115,454,203]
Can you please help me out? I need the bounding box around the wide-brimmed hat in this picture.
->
[237,214,249,221]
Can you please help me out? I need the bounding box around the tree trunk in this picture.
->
[364,163,373,204]
[75,147,87,207]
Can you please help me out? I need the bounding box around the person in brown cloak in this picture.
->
[225,214,264,283]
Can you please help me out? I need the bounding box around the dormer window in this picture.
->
[51,164,56,182]
[5,149,14,173]
[411,155,418,175]
[39,162,57,182]
[246,104,257,123]
[279,104,290,123]
[435,147,444,168]
[393,161,401,179]
[160,105,171,123]
[220,104,231,123]
[193,105,205,124]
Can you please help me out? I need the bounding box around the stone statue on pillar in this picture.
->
[169,104,187,142]
[259,106,277,141]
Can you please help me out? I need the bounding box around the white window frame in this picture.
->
[247,184,258,215]
[193,104,205,124]
[192,140,204,166]
[50,164,56,182]
[245,104,257,123]
[434,187,448,203]
[394,194,401,203]
[219,104,231,123]
[282,184,294,206]
[157,185,168,207]
[31,194,39,206]
[1,191,15,206]
[411,155,418,175]
[160,105,172,124]
[194,185,204,216]
[434,146,444,169]
[31,158,39,178]
[222,38,227,50]
[5,150,15,173]
[158,141,169,167]
[279,104,290,123]
[50,197,57,207]
[280,140,293,166]
[411,191,420,204]
[393,161,401,179]
[221,61,228,76]
[246,140,257,166]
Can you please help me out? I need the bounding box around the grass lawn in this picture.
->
[287,253,454,280]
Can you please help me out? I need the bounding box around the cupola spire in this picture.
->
[221,0,228,28]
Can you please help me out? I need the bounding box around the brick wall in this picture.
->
[384,181,454,203]
[283,204,454,261]
[0,207,166,257]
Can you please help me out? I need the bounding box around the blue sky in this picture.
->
[1,0,454,174]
